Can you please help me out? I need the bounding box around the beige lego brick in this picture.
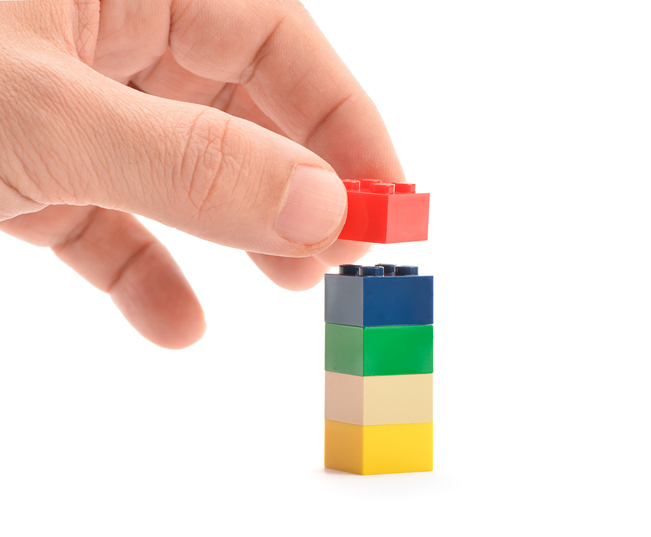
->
[325,372,433,426]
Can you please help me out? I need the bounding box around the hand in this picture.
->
[0,0,404,349]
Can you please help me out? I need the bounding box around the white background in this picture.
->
[2,1,651,535]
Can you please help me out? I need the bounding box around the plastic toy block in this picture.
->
[325,372,433,425]
[337,179,430,244]
[325,323,433,376]
[324,265,433,327]
[324,420,433,475]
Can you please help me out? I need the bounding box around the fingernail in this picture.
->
[275,165,347,244]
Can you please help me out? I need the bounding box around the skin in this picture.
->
[0,0,404,349]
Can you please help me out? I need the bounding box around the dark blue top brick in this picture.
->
[324,265,433,327]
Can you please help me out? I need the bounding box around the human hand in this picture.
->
[0,0,404,349]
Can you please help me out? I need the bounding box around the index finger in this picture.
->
[166,0,405,182]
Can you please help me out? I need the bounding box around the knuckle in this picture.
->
[0,55,52,204]
[175,112,252,221]
[0,50,96,205]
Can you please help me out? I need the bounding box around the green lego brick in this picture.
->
[325,323,433,376]
[363,325,434,376]
[325,323,364,375]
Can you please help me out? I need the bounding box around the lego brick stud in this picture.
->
[396,265,418,276]
[339,264,361,276]
[375,264,396,276]
[359,266,384,277]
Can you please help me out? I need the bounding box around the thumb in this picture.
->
[2,53,348,257]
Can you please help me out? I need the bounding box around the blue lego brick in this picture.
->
[324,265,433,327]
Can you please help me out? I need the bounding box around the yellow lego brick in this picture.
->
[324,420,433,475]
[325,372,433,425]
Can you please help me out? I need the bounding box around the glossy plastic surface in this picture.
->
[324,420,433,475]
[324,269,433,327]
[338,179,430,243]
[325,323,433,376]
[325,372,433,425]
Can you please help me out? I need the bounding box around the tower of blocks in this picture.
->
[324,263,434,475]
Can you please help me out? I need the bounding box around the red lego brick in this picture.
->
[338,179,430,243]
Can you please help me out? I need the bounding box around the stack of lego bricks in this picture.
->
[324,264,434,475]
